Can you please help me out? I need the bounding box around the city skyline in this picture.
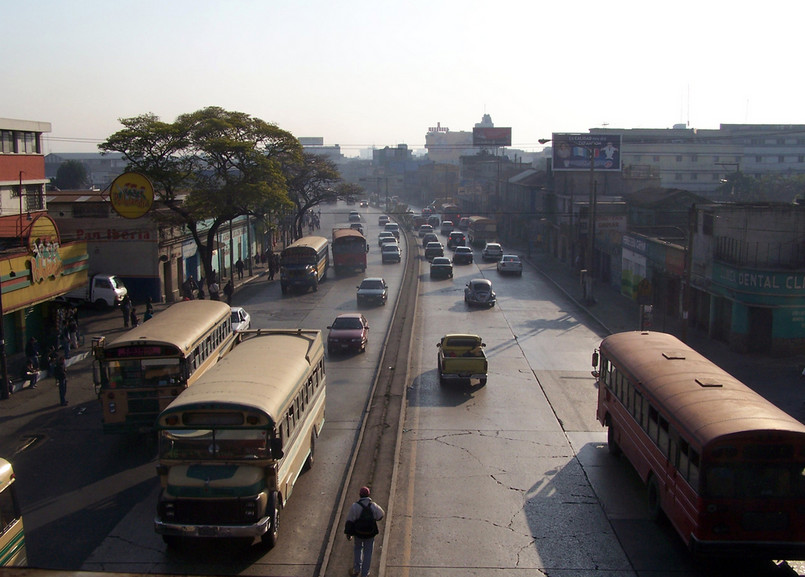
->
[5,0,803,156]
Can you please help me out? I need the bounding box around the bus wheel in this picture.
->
[606,419,622,456]
[162,535,181,548]
[647,476,663,522]
[262,491,280,548]
[304,433,315,470]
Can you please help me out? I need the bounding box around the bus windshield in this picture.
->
[160,428,269,460]
[104,358,184,389]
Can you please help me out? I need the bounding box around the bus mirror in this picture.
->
[270,438,284,459]
[591,351,599,368]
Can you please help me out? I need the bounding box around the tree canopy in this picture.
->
[54,160,89,190]
[99,107,302,286]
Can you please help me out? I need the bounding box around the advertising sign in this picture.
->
[109,172,154,219]
[472,127,512,147]
[550,133,622,172]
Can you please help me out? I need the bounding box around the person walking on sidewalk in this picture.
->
[209,280,220,301]
[224,279,234,305]
[344,486,384,577]
[55,355,68,406]
[121,295,132,328]
[236,258,244,279]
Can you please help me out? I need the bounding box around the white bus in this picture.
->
[154,329,326,548]
[0,457,26,567]
[92,300,236,434]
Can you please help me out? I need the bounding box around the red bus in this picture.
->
[441,204,461,227]
[331,228,367,274]
[594,331,805,559]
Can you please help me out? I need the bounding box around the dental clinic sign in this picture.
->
[109,172,154,219]
[713,262,805,296]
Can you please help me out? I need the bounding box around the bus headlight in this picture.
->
[108,402,117,414]
[244,500,257,518]
[162,502,175,520]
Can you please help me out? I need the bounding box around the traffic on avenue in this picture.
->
[2,201,803,577]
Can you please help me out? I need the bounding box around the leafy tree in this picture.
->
[282,153,341,239]
[55,160,89,189]
[100,107,301,287]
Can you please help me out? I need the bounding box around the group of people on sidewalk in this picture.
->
[12,334,69,406]
[120,294,155,328]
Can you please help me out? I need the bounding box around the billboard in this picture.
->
[473,127,512,147]
[550,133,622,172]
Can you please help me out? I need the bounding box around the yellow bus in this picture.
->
[92,300,236,435]
[466,216,497,247]
[280,235,329,294]
[0,458,26,567]
[154,328,326,548]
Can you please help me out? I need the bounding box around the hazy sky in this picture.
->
[4,0,802,156]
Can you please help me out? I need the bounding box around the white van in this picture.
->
[384,222,400,239]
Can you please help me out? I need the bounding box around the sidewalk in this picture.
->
[0,265,268,425]
[525,249,805,422]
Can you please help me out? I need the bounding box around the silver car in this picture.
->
[357,277,388,306]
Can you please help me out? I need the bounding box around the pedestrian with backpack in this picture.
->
[344,486,384,577]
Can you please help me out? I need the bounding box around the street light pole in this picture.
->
[585,150,596,304]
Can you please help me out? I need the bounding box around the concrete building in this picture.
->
[589,124,805,197]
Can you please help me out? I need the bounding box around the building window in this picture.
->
[675,173,683,181]
[799,155,804,163]
[779,155,785,163]
[0,131,13,153]
[713,156,719,163]
[634,155,641,162]
[755,155,762,163]
[690,173,698,181]
[676,155,683,162]
[691,154,698,162]
[712,174,721,181]
[777,138,785,145]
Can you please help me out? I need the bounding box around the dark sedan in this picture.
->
[327,313,369,354]
[430,256,453,279]
[452,246,474,265]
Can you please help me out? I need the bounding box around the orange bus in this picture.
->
[594,331,805,559]
[331,228,368,274]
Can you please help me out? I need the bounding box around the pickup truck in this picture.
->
[61,273,128,308]
[437,334,488,385]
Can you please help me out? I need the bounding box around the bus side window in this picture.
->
[633,390,644,424]
[689,450,700,489]
[648,406,659,443]
[678,440,690,479]
[658,416,670,457]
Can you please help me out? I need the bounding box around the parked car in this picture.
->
[356,277,388,306]
[421,232,439,248]
[230,306,251,332]
[497,254,523,276]
[429,256,453,279]
[378,231,397,247]
[349,210,361,222]
[424,241,444,261]
[440,220,454,235]
[481,242,503,261]
[418,224,434,237]
[327,313,369,355]
[464,278,496,307]
[384,222,400,239]
[447,231,466,249]
[452,246,474,265]
[381,243,402,263]
[378,215,390,226]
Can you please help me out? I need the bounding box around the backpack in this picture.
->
[352,501,378,538]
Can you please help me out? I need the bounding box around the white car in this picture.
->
[481,242,503,261]
[230,306,251,332]
[381,243,402,263]
[497,254,523,276]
